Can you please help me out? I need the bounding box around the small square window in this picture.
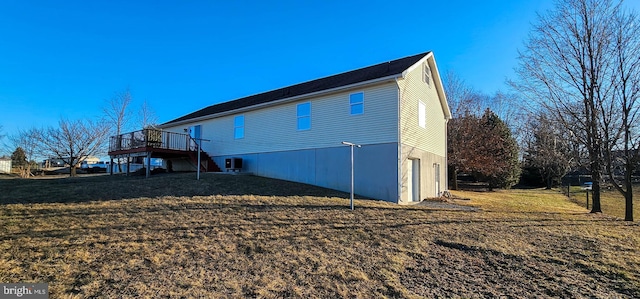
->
[234,115,244,139]
[350,92,364,115]
[297,102,311,130]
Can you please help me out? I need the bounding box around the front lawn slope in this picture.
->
[0,174,638,298]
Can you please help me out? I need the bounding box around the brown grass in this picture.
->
[1,173,639,298]
[566,185,640,220]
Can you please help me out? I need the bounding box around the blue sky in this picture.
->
[1,0,639,151]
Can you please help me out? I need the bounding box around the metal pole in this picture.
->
[350,144,354,211]
[586,190,589,209]
[342,141,360,210]
[197,140,201,180]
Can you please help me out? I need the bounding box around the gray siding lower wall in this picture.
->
[212,143,399,203]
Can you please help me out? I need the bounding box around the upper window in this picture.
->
[419,101,426,128]
[424,63,431,86]
[297,102,311,130]
[350,92,364,115]
[234,115,244,139]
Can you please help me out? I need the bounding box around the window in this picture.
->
[424,63,431,86]
[419,101,426,128]
[297,102,311,130]
[234,115,244,139]
[350,92,364,115]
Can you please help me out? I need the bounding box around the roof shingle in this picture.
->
[163,51,430,125]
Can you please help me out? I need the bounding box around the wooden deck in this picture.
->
[108,129,195,157]
[108,129,222,175]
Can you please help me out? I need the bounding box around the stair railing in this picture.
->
[186,135,213,174]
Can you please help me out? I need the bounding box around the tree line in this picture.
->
[1,88,158,177]
[448,0,639,221]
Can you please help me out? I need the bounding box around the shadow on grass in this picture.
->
[0,172,364,205]
[4,198,633,251]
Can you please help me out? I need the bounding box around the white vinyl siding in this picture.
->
[398,59,447,157]
[350,92,364,115]
[398,56,449,203]
[234,115,244,139]
[297,102,311,130]
[164,82,399,156]
[418,101,426,128]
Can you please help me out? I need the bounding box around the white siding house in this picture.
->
[0,157,11,174]
[159,52,451,203]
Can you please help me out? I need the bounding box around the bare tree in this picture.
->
[601,7,640,221]
[35,119,110,177]
[104,88,133,135]
[0,125,5,157]
[103,88,133,173]
[443,70,484,117]
[488,92,525,131]
[138,99,159,129]
[8,128,40,178]
[522,113,575,189]
[511,0,626,214]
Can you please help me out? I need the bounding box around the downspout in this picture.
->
[396,77,402,204]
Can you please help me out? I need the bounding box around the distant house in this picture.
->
[43,156,100,168]
[109,52,451,203]
[0,157,11,174]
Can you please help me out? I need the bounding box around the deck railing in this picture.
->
[109,129,196,153]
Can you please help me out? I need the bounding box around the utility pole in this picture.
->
[342,141,361,210]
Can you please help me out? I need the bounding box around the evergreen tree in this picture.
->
[463,109,521,190]
[11,147,27,167]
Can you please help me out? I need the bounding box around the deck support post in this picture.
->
[126,155,131,176]
[109,158,113,175]
[146,152,151,178]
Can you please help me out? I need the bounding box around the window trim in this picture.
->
[234,115,245,139]
[297,102,311,131]
[349,92,364,115]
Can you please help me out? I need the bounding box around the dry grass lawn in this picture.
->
[566,185,640,220]
[1,173,639,298]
